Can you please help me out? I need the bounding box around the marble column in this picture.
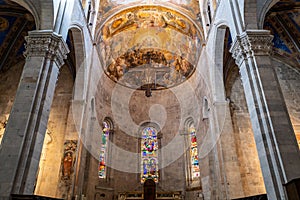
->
[230,30,300,199]
[0,30,69,198]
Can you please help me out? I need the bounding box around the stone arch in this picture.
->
[10,0,40,29]
[103,116,115,132]
[67,26,87,100]
[183,117,201,189]
[212,24,231,102]
[11,0,55,29]
[184,117,195,131]
[257,0,279,29]
[98,116,115,179]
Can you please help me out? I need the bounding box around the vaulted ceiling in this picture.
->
[0,0,35,72]
[264,0,300,67]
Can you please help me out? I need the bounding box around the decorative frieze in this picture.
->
[230,30,273,66]
[24,30,69,67]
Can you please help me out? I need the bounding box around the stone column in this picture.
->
[0,30,69,198]
[230,30,300,200]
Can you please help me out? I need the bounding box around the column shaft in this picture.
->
[230,30,300,199]
[0,30,68,198]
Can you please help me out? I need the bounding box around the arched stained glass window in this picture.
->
[189,124,200,179]
[99,121,110,178]
[141,127,159,183]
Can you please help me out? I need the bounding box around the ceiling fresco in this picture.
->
[0,0,35,72]
[106,48,195,89]
[99,6,202,90]
[264,0,300,65]
[99,0,200,20]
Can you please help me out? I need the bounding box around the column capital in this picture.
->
[24,30,70,67]
[230,30,273,66]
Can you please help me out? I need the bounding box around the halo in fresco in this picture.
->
[100,0,200,17]
[99,6,203,89]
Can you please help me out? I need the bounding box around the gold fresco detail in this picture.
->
[0,17,9,32]
[102,6,199,39]
[100,6,202,90]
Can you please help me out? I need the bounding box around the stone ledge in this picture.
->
[10,195,63,200]
[232,194,267,200]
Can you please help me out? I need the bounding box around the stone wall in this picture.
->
[0,61,24,145]
[274,59,300,148]
[225,65,266,197]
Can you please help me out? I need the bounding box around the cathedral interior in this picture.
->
[0,0,300,200]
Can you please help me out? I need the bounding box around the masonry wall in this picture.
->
[0,61,24,145]
[225,65,266,197]
[273,59,300,148]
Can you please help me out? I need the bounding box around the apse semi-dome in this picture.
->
[98,5,203,90]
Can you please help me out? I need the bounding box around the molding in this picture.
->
[24,30,69,67]
[230,30,273,66]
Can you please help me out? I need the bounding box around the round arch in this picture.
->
[11,0,55,29]
[257,0,279,29]
[67,26,87,100]
[212,23,232,102]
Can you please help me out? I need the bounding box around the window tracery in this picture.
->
[188,124,200,179]
[141,126,159,183]
[98,120,111,178]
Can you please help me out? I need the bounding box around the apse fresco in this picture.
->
[99,6,202,89]
[141,127,159,183]
[106,49,194,89]
[100,0,200,17]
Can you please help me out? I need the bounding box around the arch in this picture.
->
[98,117,114,179]
[212,24,231,102]
[67,26,87,100]
[11,0,55,29]
[257,0,279,29]
[10,0,40,29]
[95,4,205,45]
[184,117,200,186]
[140,122,160,183]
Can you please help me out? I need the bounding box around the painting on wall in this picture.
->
[99,6,202,89]
[99,0,200,19]
[0,116,7,145]
[58,140,78,199]
[61,140,78,181]
[105,48,195,89]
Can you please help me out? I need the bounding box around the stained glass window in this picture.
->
[99,121,110,178]
[141,127,159,183]
[189,125,200,179]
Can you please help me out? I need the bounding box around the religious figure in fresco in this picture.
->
[63,152,73,179]
[0,118,7,144]
[61,140,77,180]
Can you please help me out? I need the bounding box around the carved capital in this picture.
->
[230,30,273,66]
[24,30,70,68]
